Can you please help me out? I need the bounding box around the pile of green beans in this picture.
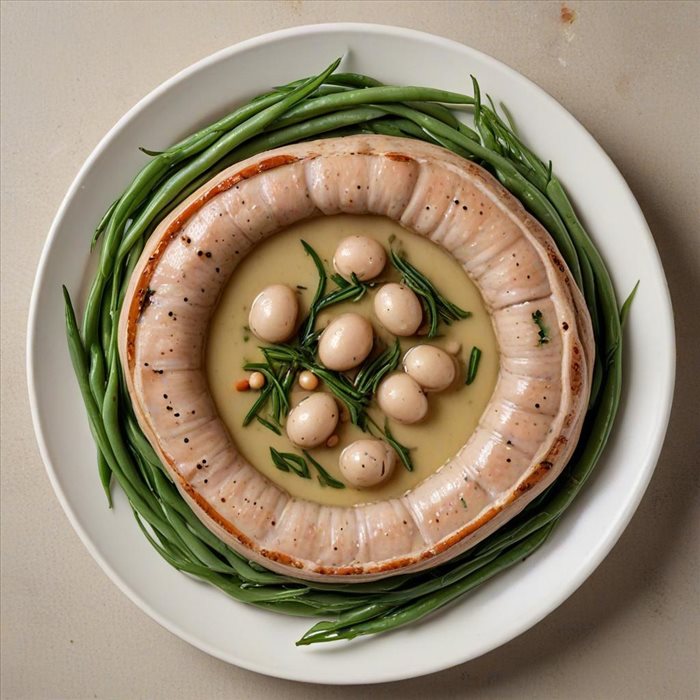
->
[64,59,633,645]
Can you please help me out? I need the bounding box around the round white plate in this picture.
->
[27,24,675,684]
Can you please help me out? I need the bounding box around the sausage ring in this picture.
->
[119,135,593,582]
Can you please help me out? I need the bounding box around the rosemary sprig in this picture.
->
[368,418,413,472]
[315,274,367,311]
[256,415,281,435]
[298,242,371,347]
[270,448,345,488]
[303,451,346,489]
[532,309,550,345]
[389,249,471,337]
[242,383,274,426]
[299,240,327,342]
[354,339,401,395]
[270,448,310,478]
[465,346,482,385]
[243,363,290,412]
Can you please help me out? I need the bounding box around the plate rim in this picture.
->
[26,22,676,684]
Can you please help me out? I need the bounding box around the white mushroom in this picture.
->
[339,439,396,488]
[286,393,339,448]
[318,313,373,371]
[333,235,387,281]
[376,373,428,424]
[403,345,456,392]
[373,283,423,336]
[248,284,299,343]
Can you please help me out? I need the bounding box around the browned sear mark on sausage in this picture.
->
[384,152,415,162]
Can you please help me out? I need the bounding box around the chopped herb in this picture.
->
[466,346,482,385]
[460,496,468,509]
[532,309,550,345]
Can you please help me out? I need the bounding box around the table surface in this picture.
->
[2,1,698,698]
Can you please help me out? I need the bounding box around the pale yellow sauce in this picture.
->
[206,215,499,506]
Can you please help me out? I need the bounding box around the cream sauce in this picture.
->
[206,215,499,506]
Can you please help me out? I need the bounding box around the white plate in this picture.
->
[27,24,675,684]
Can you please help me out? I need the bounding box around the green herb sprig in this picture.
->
[303,450,346,489]
[269,447,346,489]
[354,339,401,395]
[270,447,310,478]
[368,418,413,472]
[299,241,370,346]
[389,249,471,337]
[532,309,550,345]
[466,346,482,385]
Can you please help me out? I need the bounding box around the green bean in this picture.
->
[88,343,112,504]
[277,73,477,137]
[420,126,475,160]
[64,289,186,539]
[91,198,119,249]
[222,107,387,164]
[297,522,555,644]
[270,86,473,130]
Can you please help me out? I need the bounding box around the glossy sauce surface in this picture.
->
[206,215,499,506]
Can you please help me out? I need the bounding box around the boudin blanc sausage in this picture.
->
[119,135,593,582]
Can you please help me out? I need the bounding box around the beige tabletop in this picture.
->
[1,1,698,698]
